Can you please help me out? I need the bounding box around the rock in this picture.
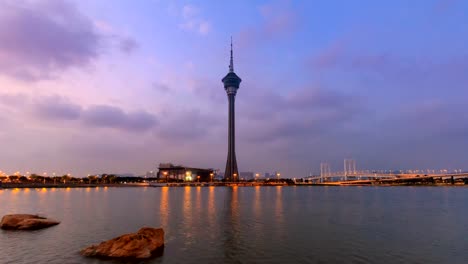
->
[81,227,164,259]
[0,214,60,230]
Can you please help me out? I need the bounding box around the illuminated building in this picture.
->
[157,163,214,182]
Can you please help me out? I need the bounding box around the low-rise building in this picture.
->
[157,163,214,182]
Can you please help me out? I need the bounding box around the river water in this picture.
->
[0,186,466,264]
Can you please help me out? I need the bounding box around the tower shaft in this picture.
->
[225,93,238,181]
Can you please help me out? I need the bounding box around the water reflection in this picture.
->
[253,186,261,218]
[0,187,466,264]
[37,187,49,210]
[222,187,241,262]
[275,186,283,222]
[182,186,193,247]
[160,187,169,228]
[208,186,216,228]
[195,186,201,212]
[183,186,192,223]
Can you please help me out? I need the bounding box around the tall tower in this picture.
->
[222,38,242,181]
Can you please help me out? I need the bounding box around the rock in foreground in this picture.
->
[0,214,60,230]
[81,227,164,259]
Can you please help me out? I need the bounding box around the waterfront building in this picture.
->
[157,163,214,182]
[222,39,242,181]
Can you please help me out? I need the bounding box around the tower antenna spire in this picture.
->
[229,36,234,72]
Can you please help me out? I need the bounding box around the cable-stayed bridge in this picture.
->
[305,159,467,184]
[305,172,468,183]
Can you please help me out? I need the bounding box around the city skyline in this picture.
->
[0,0,467,178]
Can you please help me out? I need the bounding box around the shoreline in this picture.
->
[1,182,466,189]
[0,183,149,189]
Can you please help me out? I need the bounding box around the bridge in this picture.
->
[305,159,467,184]
[303,169,468,184]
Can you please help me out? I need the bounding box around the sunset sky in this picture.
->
[0,0,467,177]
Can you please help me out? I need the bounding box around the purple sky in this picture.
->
[0,0,467,177]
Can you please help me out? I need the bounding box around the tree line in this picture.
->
[0,174,158,184]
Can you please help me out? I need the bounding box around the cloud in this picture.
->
[152,82,171,93]
[0,0,138,82]
[82,105,158,132]
[182,4,199,19]
[236,87,468,173]
[94,20,139,54]
[238,0,298,47]
[308,41,468,88]
[308,40,347,69]
[0,92,158,132]
[237,87,366,143]
[285,88,358,112]
[0,0,101,81]
[119,37,139,54]
[156,109,222,141]
[382,101,468,140]
[33,95,82,120]
[0,92,28,107]
[189,77,225,103]
[259,0,297,36]
[198,21,212,35]
[179,4,212,35]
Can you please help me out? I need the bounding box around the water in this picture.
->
[0,186,467,264]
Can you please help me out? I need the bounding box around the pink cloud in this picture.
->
[0,0,100,81]
[238,0,298,48]
[0,0,138,82]
[179,4,211,35]
[310,40,347,69]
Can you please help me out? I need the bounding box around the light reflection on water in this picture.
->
[207,186,215,229]
[0,186,467,264]
[160,187,169,229]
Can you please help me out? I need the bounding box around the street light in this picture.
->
[163,171,168,182]
[197,175,200,182]
[233,173,237,182]
[210,173,214,182]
